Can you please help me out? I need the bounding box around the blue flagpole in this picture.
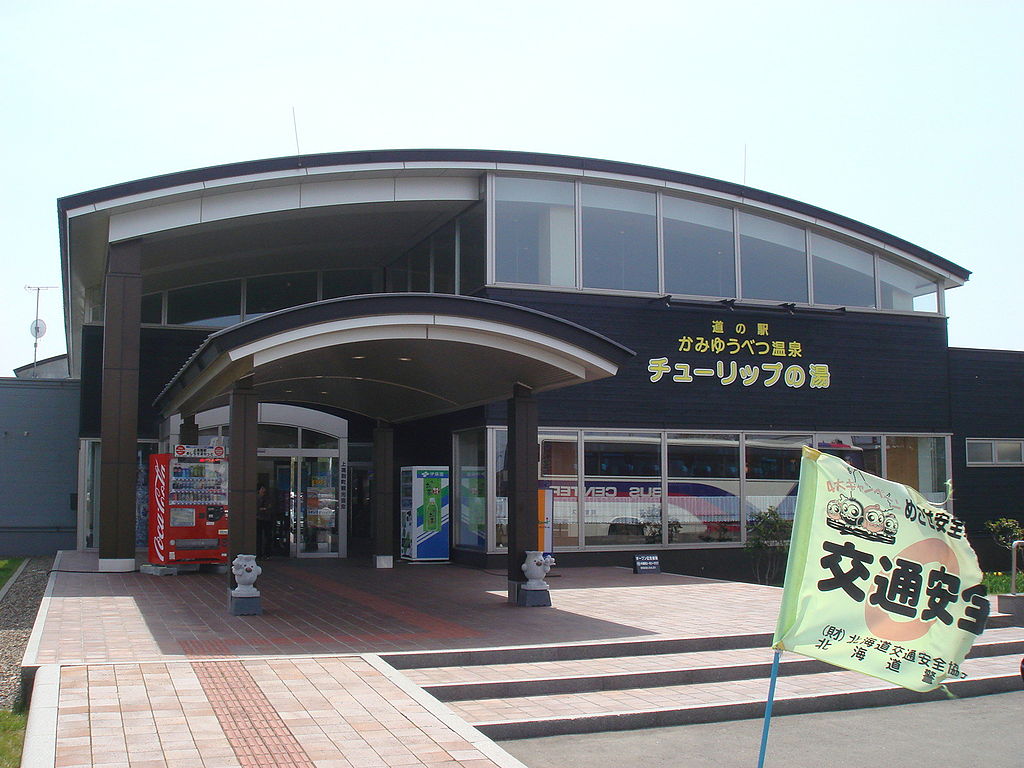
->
[757,649,782,768]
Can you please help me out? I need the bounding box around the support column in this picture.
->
[179,414,198,446]
[372,422,395,568]
[228,377,259,565]
[99,240,142,573]
[507,383,540,603]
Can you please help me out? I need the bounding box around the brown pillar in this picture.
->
[228,377,259,565]
[179,414,199,446]
[99,240,142,572]
[372,422,395,568]
[507,383,540,601]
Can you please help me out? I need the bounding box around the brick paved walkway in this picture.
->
[53,656,515,768]
[27,550,785,767]
[29,551,780,666]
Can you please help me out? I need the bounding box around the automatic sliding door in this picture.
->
[297,456,343,557]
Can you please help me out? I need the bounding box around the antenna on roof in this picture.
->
[743,143,748,185]
[24,285,57,377]
[292,106,302,156]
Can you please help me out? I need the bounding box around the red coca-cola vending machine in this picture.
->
[149,444,229,565]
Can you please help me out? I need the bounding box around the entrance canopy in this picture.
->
[155,293,633,422]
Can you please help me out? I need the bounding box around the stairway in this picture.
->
[379,622,1024,739]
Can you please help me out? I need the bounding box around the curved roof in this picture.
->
[154,293,635,423]
[58,148,969,280]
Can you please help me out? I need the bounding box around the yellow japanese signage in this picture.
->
[647,319,831,389]
[773,447,988,692]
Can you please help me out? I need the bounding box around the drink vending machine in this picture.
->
[149,444,229,565]
[400,466,449,561]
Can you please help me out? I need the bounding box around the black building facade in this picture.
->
[42,149,1021,577]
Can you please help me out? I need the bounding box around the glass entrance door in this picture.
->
[296,456,345,557]
[257,455,346,558]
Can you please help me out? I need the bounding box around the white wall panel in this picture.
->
[199,185,302,223]
[299,178,396,208]
[395,176,478,201]
[108,198,203,242]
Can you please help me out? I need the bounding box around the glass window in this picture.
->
[965,439,1024,465]
[583,433,661,546]
[197,427,219,447]
[141,293,162,324]
[668,434,740,478]
[83,441,101,548]
[432,222,456,294]
[167,280,241,326]
[745,434,810,519]
[663,197,735,298]
[258,424,298,449]
[323,269,376,298]
[458,204,486,295]
[996,441,1023,463]
[408,240,431,292]
[885,436,947,502]
[495,177,576,287]
[738,213,808,302]
[667,434,740,543]
[582,184,658,292]
[245,272,317,318]
[584,438,661,478]
[966,440,993,464]
[811,233,875,307]
[301,429,339,450]
[879,259,939,312]
[816,435,882,475]
[539,431,580,550]
[542,439,578,477]
[454,429,488,550]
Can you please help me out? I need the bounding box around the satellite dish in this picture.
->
[30,319,46,339]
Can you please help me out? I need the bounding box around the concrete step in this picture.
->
[379,631,774,670]
[454,653,1024,739]
[384,626,1024,739]
[400,627,1024,701]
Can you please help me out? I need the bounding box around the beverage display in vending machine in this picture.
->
[149,444,229,565]
[400,466,449,561]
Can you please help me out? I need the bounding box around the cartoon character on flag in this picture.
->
[772,446,989,692]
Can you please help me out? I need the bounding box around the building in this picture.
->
[6,149,1020,580]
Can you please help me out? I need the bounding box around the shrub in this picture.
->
[745,507,793,585]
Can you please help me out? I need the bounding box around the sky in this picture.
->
[1,0,1021,375]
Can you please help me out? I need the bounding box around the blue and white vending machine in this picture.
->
[400,466,450,561]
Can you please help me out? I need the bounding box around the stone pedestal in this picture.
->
[996,593,1024,626]
[516,588,552,607]
[228,591,262,615]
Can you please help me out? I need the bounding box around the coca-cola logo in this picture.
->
[153,461,168,561]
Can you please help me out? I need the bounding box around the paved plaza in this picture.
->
[17,551,1024,767]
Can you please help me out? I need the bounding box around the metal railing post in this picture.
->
[1012,540,1024,596]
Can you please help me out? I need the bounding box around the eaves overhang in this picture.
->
[153,293,635,423]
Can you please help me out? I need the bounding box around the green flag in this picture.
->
[773,447,989,692]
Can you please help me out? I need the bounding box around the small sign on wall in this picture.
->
[634,554,661,574]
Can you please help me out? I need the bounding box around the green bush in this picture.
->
[745,507,793,585]
[984,517,1024,551]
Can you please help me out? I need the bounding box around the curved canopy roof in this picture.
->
[154,293,634,423]
[59,148,969,281]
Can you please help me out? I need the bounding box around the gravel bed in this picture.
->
[0,556,53,709]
